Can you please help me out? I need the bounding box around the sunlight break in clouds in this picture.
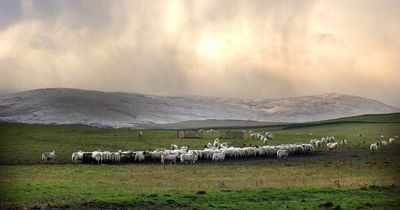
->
[0,0,399,106]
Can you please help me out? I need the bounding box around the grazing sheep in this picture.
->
[188,150,199,162]
[138,131,143,138]
[92,151,102,164]
[120,150,135,162]
[161,154,178,165]
[213,138,220,147]
[328,136,336,143]
[389,138,395,144]
[310,139,316,146]
[206,129,214,133]
[250,133,257,139]
[301,144,315,153]
[370,143,379,151]
[150,151,166,162]
[315,140,322,148]
[276,149,289,160]
[265,132,273,139]
[213,142,220,148]
[111,152,121,163]
[72,151,84,163]
[220,142,228,148]
[380,141,388,147]
[135,151,146,162]
[321,137,327,144]
[212,152,226,162]
[262,137,269,144]
[42,150,56,162]
[171,144,178,150]
[326,142,338,151]
[180,146,189,152]
[101,151,111,163]
[180,152,197,164]
[340,139,348,145]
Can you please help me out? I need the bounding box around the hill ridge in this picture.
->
[0,88,398,128]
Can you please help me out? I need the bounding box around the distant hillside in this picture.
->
[0,88,398,128]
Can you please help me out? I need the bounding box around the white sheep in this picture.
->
[180,152,197,164]
[326,142,338,151]
[276,149,289,160]
[370,143,378,151]
[161,154,178,164]
[138,131,143,137]
[380,141,388,147]
[111,152,121,163]
[265,132,273,139]
[389,138,395,144]
[92,151,102,164]
[310,139,316,145]
[220,142,228,148]
[321,137,327,144]
[212,152,226,162]
[315,140,322,148]
[340,139,348,145]
[171,144,178,150]
[213,138,220,148]
[150,151,166,161]
[72,151,84,163]
[42,150,56,162]
[135,151,145,162]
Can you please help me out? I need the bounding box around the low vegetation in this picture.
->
[0,113,399,209]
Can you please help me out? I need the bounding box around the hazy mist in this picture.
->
[0,0,399,106]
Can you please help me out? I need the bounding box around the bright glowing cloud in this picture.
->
[0,0,399,106]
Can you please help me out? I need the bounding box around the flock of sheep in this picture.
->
[249,130,274,143]
[309,136,348,151]
[370,137,397,151]
[41,133,399,164]
[65,138,315,165]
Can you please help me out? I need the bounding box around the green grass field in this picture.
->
[0,114,399,209]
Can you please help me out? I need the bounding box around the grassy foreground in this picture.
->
[0,114,399,209]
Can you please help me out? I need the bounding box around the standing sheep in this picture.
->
[370,143,379,151]
[92,151,102,164]
[72,151,84,163]
[138,131,143,138]
[135,151,146,162]
[277,149,289,160]
[161,154,178,165]
[326,142,338,151]
[315,140,322,148]
[42,151,56,162]
[171,144,178,150]
[379,141,388,148]
[212,152,226,162]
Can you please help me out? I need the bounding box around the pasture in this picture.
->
[0,113,400,209]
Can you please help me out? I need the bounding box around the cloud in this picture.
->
[0,0,399,106]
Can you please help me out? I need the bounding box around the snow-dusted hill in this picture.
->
[0,88,398,128]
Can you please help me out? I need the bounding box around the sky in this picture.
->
[0,0,399,107]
